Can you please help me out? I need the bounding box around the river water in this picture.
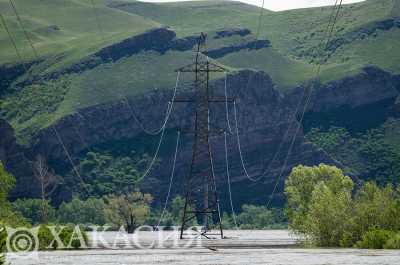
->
[7,230,400,265]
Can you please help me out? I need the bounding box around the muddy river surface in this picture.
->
[8,230,400,265]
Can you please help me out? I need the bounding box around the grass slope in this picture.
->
[0,0,399,143]
[0,0,159,66]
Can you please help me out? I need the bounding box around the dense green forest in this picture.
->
[306,121,400,184]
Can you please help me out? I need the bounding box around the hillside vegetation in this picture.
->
[0,0,399,143]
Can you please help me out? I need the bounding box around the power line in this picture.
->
[224,132,239,230]
[87,0,181,136]
[133,123,168,184]
[8,0,38,59]
[209,134,223,233]
[123,72,181,136]
[6,0,87,192]
[0,13,27,71]
[255,0,266,39]
[233,101,257,181]
[234,0,344,183]
[51,126,89,194]
[265,0,345,209]
[157,130,181,228]
[224,72,233,134]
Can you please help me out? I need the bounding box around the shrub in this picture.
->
[285,164,400,248]
[285,164,353,240]
[58,197,107,225]
[236,205,287,229]
[37,225,88,250]
[355,229,395,249]
[384,233,400,249]
[13,199,56,225]
[0,224,6,265]
[58,226,88,249]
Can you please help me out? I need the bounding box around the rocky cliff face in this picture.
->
[286,66,400,133]
[26,70,336,207]
[2,64,399,207]
[0,119,37,199]
[21,27,270,86]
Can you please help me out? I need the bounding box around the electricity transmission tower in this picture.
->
[174,33,233,239]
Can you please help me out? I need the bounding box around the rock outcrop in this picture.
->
[3,66,399,207]
[21,27,271,85]
[29,70,336,207]
[0,119,37,199]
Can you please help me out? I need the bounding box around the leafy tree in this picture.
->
[306,126,400,184]
[58,197,107,225]
[221,212,236,230]
[306,127,350,154]
[0,162,26,225]
[146,196,198,228]
[384,233,400,249]
[13,199,56,225]
[104,191,153,233]
[0,162,15,208]
[237,205,286,229]
[0,162,27,265]
[69,151,153,198]
[0,223,5,265]
[169,196,198,226]
[355,229,395,249]
[347,182,400,244]
[37,225,88,250]
[307,181,353,246]
[285,164,352,234]
[285,164,400,248]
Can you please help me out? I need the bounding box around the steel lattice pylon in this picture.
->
[174,33,232,239]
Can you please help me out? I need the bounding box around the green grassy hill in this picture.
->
[0,0,399,143]
[0,0,159,66]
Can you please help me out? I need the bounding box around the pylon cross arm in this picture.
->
[175,62,228,72]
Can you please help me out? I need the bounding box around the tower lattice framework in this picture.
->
[174,33,233,239]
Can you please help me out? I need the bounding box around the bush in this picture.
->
[285,164,353,239]
[58,226,89,249]
[38,225,56,250]
[384,233,400,249]
[0,224,6,265]
[285,164,400,248]
[58,197,107,225]
[13,199,56,225]
[37,225,88,250]
[355,229,395,249]
[237,205,287,229]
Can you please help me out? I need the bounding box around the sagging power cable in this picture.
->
[6,0,87,191]
[264,0,345,209]
[224,132,239,230]
[88,0,180,136]
[156,130,181,228]
[234,0,345,183]
[8,0,38,58]
[224,73,233,134]
[0,13,27,71]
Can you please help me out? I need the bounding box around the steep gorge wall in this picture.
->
[2,65,399,207]
[0,119,37,199]
[27,70,336,207]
